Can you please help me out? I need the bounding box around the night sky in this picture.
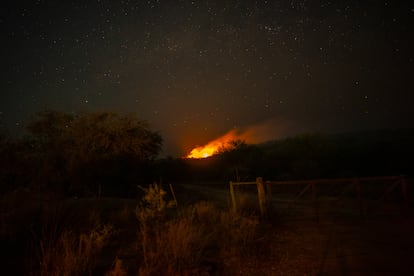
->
[1,1,414,157]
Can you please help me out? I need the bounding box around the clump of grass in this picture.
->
[190,200,259,254]
[38,224,113,276]
[137,183,176,220]
[106,258,127,276]
[218,211,259,256]
[87,207,102,229]
[136,183,179,273]
[192,201,219,224]
[236,192,261,216]
[138,216,208,275]
[135,184,261,275]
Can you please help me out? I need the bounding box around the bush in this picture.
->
[38,224,113,276]
[135,185,260,275]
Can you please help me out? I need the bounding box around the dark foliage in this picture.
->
[161,129,414,183]
[1,110,413,198]
[0,110,163,197]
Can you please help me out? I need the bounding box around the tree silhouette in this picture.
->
[26,110,163,196]
[217,140,263,181]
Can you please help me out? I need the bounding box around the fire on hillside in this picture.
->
[185,121,281,159]
[185,130,241,159]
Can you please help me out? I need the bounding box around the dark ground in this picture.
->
[1,180,413,275]
[175,181,414,275]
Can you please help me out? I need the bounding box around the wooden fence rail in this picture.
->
[230,176,408,218]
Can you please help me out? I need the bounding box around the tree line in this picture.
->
[1,109,413,198]
[160,130,414,183]
[0,110,162,197]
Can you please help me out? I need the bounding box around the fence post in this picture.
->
[169,183,178,207]
[230,181,237,212]
[256,177,266,216]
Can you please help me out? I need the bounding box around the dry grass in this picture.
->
[2,185,264,275]
[87,207,102,228]
[135,185,261,275]
[236,191,261,215]
[38,223,113,276]
[106,258,128,276]
[137,216,208,275]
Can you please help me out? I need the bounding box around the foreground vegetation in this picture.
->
[1,183,277,275]
[3,181,412,275]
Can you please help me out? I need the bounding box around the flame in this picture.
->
[185,119,282,159]
[186,130,240,159]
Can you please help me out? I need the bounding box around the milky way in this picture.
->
[1,1,414,156]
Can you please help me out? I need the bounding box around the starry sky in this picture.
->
[1,0,414,157]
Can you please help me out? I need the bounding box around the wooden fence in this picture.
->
[230,176,408,217]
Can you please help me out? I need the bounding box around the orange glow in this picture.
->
[185,120,281,159]
[186,130,240,159]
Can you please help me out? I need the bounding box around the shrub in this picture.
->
[106,258,127,276]
[38,224,113,276]
[135,185,261,275]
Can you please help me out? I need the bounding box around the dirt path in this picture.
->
[316,217,414,275]
[175,182,231,207]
